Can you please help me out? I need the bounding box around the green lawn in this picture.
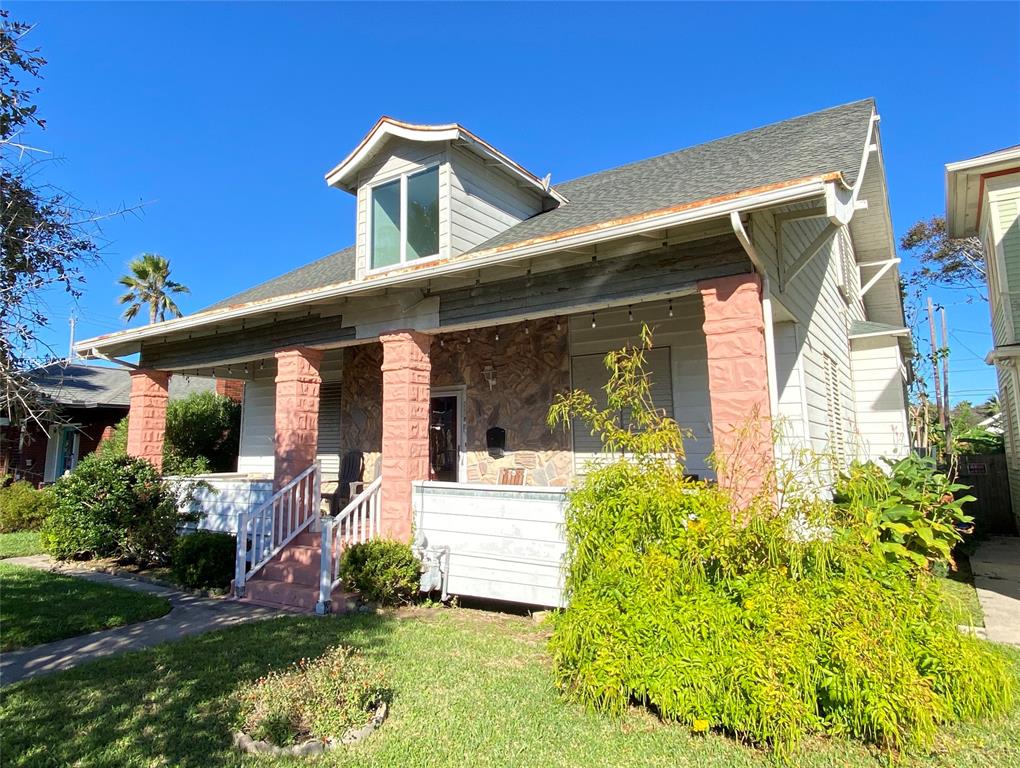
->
[940,555,985,627]
[0,563,172,651]
[0,531,44,559]
[2,608,1017,768]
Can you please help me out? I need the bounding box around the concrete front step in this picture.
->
[259,559,321,587]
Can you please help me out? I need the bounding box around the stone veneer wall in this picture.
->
[338,317,574,488]
[340,343,383,481]
[431,317,573,486]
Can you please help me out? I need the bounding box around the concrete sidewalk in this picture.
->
[970,537,1020,647]
[1,555,280,686]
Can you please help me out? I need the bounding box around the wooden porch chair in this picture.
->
[498,467,527,486]
[329,449,365,516]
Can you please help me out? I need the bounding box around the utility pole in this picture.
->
[940,306,952,456]
[68,314,76,362]
[927,297,944,433]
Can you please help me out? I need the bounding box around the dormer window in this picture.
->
[370,165,440,269]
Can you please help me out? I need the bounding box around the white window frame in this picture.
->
[367,161,442,273]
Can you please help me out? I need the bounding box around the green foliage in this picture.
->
[41,453,191,565]
[0,481,53,532]
[171,530,235,589]
[955,425,1005,455]
[99,391,241,473]
[339,540,420,606]
[550,331,1014,756]
[834,455,975,570]
[235,645,387,746]
[117,252,190,323]
[548,324,686,461]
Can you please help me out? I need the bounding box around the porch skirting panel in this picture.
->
[413,481,567,607]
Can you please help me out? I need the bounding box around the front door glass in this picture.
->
[429,395,459,482]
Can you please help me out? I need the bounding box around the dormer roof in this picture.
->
[324,116,568,205]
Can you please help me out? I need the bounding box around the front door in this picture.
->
[429,393,461,482]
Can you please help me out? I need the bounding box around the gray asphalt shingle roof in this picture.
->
[29,363,215,407]
[207,99,875,312]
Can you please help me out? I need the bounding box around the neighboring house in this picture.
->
[77,99,910,610]
[946,145,1020,529]
[0,362,220,486]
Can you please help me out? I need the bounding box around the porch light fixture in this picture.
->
[483,364,497,391]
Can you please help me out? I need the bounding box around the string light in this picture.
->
[259,360,265,371]
[668,299,674,318]
[591,313,597,329]
[495,330,500,341]
[524,323,530,335]
[628,305,634,322]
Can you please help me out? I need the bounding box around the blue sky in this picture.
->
[12,1,1020,405]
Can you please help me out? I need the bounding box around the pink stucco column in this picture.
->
[380,330,432,542]
[274,347,323,489]
[127,369,170,470]
[699,273,774,505]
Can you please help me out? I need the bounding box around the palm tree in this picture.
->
[118,253,190,323]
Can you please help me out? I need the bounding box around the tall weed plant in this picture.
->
[548,326,1015,756]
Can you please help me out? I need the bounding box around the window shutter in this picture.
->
[316,381,343,477]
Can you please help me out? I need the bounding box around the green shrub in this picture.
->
[0,481,53,532]
[171,530,235,589]
[41,454,188,564]
[339,540,419,606]
[235,645,387,745]
[834,455,975,570]
[547,326,1016,757]
[98,391,240,474]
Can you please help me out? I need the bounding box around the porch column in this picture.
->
[274,347,323,489]
[699,273,774,505]
[380,330,432,542]
[127,369,170,470]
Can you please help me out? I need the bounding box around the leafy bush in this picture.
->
[548,327,1015,756]
[41,454,189,564]
[0,481,53,532]
[171,530,235,589]
[339,540,419,606]
[98,391,240,474]
[235,645,387,745]
[834,455,975,570]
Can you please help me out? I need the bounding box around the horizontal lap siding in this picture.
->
[174,477,274,533]
[850,337,909,462]
[438,234,749,327]
[414,483,567,607]
[237,361,343,476]
[998,366,1020,529]
[752,211,857,466]
[567,298,713,478]
[449,147,541,256]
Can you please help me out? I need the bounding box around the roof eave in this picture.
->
[77,174,835,357]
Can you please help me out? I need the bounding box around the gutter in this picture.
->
[77,175,835,356]
[729,211,781,424]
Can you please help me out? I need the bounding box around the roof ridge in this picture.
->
[555,98,875,190]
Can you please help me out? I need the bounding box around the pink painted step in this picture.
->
[236,529,350,613]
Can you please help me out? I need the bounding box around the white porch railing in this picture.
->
[316,475,382,613]
[234,463,320,598]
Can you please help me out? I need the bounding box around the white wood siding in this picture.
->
[567,298,714,478]
[237,352,343,476]
[448,146,542,256]
[413,481,567,607]
[751,210,858,466]
[850,336,910,463]
[173,475,274,534]
[998,364,1020,526]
